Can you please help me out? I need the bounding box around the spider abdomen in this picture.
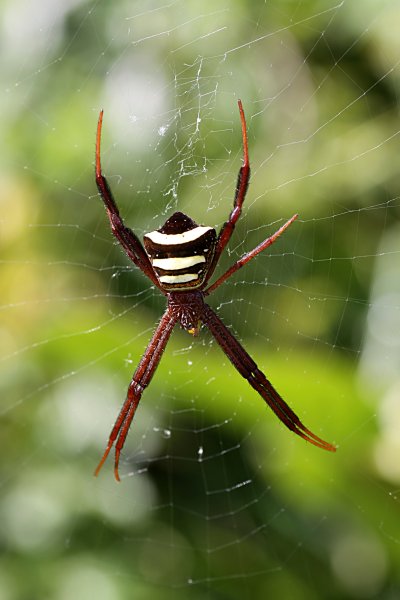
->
[143,211,216,290]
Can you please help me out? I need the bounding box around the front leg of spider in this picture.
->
[94,100,336,482]
[94,308,177,481]
[201,305,336,451]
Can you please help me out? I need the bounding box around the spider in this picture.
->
[94,100,336,481]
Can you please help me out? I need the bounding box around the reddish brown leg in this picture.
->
[95,111,163,291]
[201,304,336,452]
[95,308,177,481]
[205,213,298,295]
[204,99,251,285]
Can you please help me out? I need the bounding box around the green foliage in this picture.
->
[1,1,400,599]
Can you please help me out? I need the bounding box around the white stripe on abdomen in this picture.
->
[159,273,199,284]
[152,255,205,270]
[145,226,213,245]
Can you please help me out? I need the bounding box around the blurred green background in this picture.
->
[1,1,400,598]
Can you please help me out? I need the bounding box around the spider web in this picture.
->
[1,0,400,598]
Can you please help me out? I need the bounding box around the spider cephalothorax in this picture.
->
[167,290,205,335]
[94,101,336,481]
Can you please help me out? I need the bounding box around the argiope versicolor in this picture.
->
[94,101,336,481]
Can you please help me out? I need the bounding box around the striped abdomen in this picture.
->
[143,212,216,290]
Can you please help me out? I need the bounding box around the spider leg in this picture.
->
[201,304,336,452]
[205,213,298,295]
[95,111,163,291]
[203,100,251,285]
[94,308,177,481]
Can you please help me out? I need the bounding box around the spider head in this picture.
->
[168,291,204,335]
[143,212,216,291]
[187,322,201,336]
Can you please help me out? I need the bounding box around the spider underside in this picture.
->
[94,101,336,481]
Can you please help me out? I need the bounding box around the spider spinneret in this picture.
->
[94,100,336,481]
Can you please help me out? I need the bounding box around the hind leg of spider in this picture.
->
[203,100,251,286]
[205,213,298,295]
[95,110,162,290]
